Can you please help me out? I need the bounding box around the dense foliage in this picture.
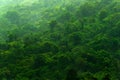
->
[0,0,120,80]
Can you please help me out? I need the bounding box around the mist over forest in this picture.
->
[0,0,120,80]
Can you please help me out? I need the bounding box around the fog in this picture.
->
[0,0,38,5]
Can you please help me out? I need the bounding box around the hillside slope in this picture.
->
[0,0,120,80]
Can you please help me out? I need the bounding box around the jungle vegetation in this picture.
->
[0,0,120,80]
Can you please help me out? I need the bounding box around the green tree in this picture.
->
[5,11,21,26]
[49,20,58,31]
[69,32,82,45]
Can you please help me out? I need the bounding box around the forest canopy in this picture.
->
[0,0,120,80]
